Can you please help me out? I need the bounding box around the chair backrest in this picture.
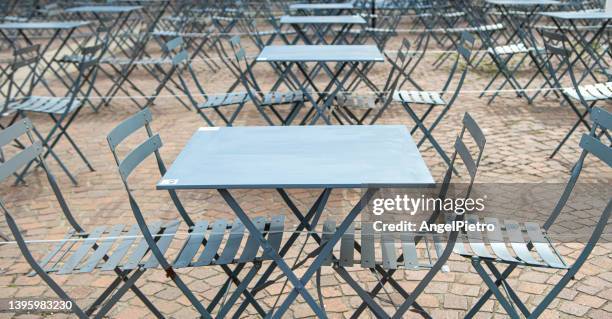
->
[106,107,194,227]
[1,45,41,116]
[544,107,611,231]
[539,29,589,104]
[0,118,82,232]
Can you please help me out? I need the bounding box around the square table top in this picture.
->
[157,125,434,190]
[65,5,142,13]
[280,15,366,25]
[541,10,612,20]
[290,3,355,10]
[0,21,90,29]
[257,45,384,62]
[486,0,560,5]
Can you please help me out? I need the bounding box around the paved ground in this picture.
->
[0,17,611,319]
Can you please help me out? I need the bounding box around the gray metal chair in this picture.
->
[317,112,487,318]
[459,107,611,319]
[0,118,163,318]
[5,42,102,185]
[537,29,612,159]
[106,108,283,317]
[394,31,474,172]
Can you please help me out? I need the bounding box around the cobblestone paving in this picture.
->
[0,25,610,319]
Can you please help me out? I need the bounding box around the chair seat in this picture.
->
[32,216,285,275]
[446,23,504,33]
[336,93,380,109]
[12,96,82,114]
[454,215,569,269]
[393,90,446,105]
[199,92,250,108]
[261,90,304,105]
[562,82,612,102]
[319,220,445,271]
[487,43,533,55]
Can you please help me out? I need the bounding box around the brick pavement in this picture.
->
[0,21,610,319]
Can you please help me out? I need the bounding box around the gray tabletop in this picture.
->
[0,21,90,29]
[290,3,355,10]
[541,10,612,20]
[280,15,366,25]
[257,45,384,62]
[65,5,142,13]
[157,125,434,190]
[486,0,560,5]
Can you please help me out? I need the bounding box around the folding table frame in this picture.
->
[0,21,91,96]
[251,45,385,125]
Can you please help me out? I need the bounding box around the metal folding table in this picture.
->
[256,45,385,125]
[279,15,367,45]
[540,11,612,84]
[157,124,434,318]
[0,21,91,95]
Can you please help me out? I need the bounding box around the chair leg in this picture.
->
[465,263,518,318]
[471,259,521,319]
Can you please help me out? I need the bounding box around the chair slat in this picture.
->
[484,217,518,263]
[381,233,397,270]
[0,118,32,148]
[217,219,245,264]
[524,222,566,269]
[58,226,106,274]
[360,223,376,268]
[321,220,336,266]
[118,134,162,180]
[144,220,181,268]
[267,216,285,257]
[238,217,266,263]
[455,138,477,178]
[193,219,227,266]
[466,214,494,259]
[0,143,43,183]
[101,224,141,271]
[339,223,355,267]
[122,222,163,270]
[581,134,612,167]
[107,109,152,150]
[79,224,125,273]
[30,231,74,276]
[505,220,544,266]
[400,232,418,269]
[173,221,209,268]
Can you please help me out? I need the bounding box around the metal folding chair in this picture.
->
[394,32,474,171]
[459,107,612,319]
[221,36,307,126]
[317,112,488,318]
[167,37,250,126]
[333,35,428,125]
[4,42,102,185]
[0,118,164,318]
[106,108,279,317]
[538,29,612,158]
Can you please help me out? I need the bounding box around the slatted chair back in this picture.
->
[1,45,41,117]
[0,118,84,234]
[106,108,193,227]
[539,29,590,105]
[544,107,611,233]
[435,31,473,108]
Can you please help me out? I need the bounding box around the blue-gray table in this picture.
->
[256,45,385,125]
[540,10,612,83]
[0,21,91,95]
[279,15,367,44]
[158,125,434,318]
